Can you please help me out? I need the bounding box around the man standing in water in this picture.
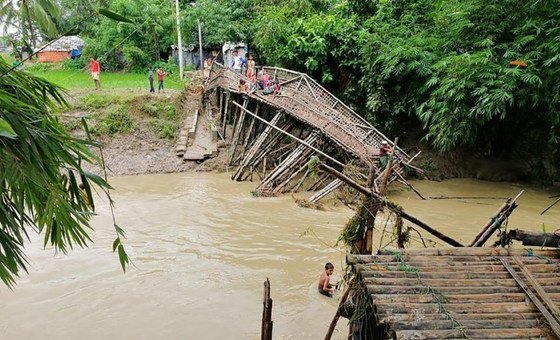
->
[318,263,335,297]
[90,56,100,90]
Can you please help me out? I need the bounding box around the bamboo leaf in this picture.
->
[112,237,120,252]
[98,8,135,24]
[117,244,129,272]
[0,118,17,139]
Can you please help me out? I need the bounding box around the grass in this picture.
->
[0,56,186,90]
[27,69,185,91]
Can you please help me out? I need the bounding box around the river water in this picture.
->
[0,173,558,339]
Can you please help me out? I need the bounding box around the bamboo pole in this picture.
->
[512,256,560,321]
[261,278,273,340]
[470,191,524,247]
[232,101,345,168]
[319,163,464,247]
[324,278,354,340]
[500,258,560,338]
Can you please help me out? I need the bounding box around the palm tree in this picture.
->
[0,0,60,48]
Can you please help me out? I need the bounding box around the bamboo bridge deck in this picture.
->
[203,65,419,198]
[347,248,560,340]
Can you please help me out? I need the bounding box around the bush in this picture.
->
[148,118,179,139]
[140,102,160,117]
[81,93,120,109]
[62,58,85,70]
[25,62,62,72]
[158,121,177,139]
[93,105,136,135]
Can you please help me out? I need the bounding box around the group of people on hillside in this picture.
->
[148,68,168,93]
[88,56,169,93]
[231,50,281,96]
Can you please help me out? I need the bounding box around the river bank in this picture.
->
[61,89,201,176]
[62,89,559,186]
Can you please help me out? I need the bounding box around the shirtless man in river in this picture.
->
[318,263,335,297]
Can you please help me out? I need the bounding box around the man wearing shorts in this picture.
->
[90,57,100,90]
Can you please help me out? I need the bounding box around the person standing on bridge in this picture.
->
[231,50,246,73]
[379,140,393,169]
[246,54,255,78]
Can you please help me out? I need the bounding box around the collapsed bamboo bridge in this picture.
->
[199,64,421,199]
[192,64,560,339]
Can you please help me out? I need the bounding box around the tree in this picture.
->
[81,0,175,71]
[0,58,127,287]
[0,0,60,48]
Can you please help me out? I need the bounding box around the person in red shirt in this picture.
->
[156,68,168,93]
[89,57,100,90]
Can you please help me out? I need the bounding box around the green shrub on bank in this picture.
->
[62,58,85,71]
[148,118,179,139]
[93,105,136,135]
[82,93,121,109]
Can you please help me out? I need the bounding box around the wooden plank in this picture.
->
[356,254,559,263]
[359,268,558,279]
[365,277,560,287]
[376,247,560,257]
[393,319,539,330]
[512,256,560,322]
[372,292,560,303]
[376,302,538,315]
[361,263,560,273]
[500,257,560,338]
[383,312,540,323]
[366,284,560,295]
[394,328,544,340]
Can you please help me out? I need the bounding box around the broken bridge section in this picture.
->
[204,65,420,199]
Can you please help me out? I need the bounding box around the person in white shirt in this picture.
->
[231,50,245,73]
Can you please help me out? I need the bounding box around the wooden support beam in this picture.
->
[318,162,464,247]
[239,103,260,161]
[232,101,345,168]
[500,257,560,338]
[324,278,354,340]
[261,278,273,340]
[257,133,317,194]
[228,98,248,165]
[470,191,524,247]
[309,179,343,203]
[241,123,292,182]
[291,169,310,193]
[508,229,560,248]
[222,93,231,138]
[233,112,282,180]
[512,256,560,320]
[274,162,309,194]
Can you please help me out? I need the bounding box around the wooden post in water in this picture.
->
[261,278,273,340]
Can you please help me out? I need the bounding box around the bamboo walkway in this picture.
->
[347,248,560,340]
[204,65,418,197]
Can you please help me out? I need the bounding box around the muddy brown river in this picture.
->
[0,173,558,339]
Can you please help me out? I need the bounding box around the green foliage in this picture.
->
[81,0,175,71]
[93,105,136,135]
[82,93,121,109]
[0,57,129,286]
[62,58,86,71]
[0,0,60,48]
[143,99,180,139]
[182,0,254,48]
